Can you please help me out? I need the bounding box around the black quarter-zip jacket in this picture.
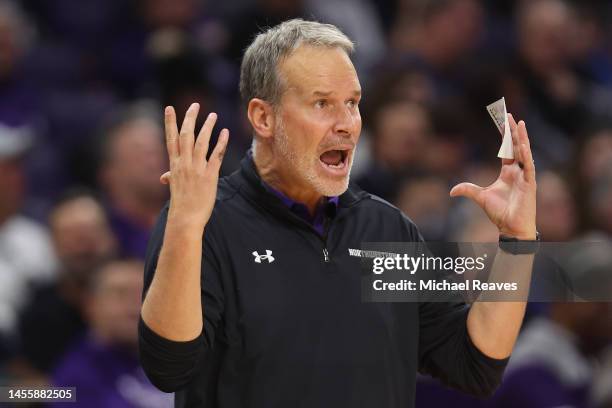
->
[139,155,508,408]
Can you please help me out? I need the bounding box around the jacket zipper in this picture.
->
[272,202,335,263]
[322,214,332,263]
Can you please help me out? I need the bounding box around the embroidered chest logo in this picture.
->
[252,250,275,264]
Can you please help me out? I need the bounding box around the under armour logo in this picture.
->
[252,250,275,263]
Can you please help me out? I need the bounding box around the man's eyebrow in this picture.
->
[311,89,362,97]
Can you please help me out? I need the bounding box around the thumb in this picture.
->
[160,171,171,185]
[450,182,483,203]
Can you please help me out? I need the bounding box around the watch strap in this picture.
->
[499,232,541,255]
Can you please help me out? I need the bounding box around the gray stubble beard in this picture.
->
[274,117,352,197]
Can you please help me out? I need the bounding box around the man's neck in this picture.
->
[253,150,323,216]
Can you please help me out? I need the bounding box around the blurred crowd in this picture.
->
[0,0,612,407]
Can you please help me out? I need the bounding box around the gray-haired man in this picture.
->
[140,19,537,407]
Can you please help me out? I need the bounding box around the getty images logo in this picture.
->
[252,250,275,264]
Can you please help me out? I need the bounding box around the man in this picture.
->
[0,123,57,349]
[52,259,172,408]
[97,102,169,259]
[488,238,612,408]
[139,19,537,407]
[357,100,432,201]
[15,190,116,381]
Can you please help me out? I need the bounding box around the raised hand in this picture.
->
[449,114,537,240]
[161,103,229,231]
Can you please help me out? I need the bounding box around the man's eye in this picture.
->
[315,100,327,108]
[347,99,358,108]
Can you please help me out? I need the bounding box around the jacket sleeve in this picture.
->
[399,212,509,397]
[417,302,508,397]
[138,204,225,393]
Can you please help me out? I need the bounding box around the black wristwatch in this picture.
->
[499,232,541,255]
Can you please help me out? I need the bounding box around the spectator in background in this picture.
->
[12,190,116,384]
[139,0,234,101]
[565,2,612,87]
[566,122,612,236]
[575,124,612,186]
[422,103,471,180]
[536,170,577,241]
[97,103,168,259]
[364,66,436,109]
[514,0,612,168]
[0,124,56,351]
[357,100,431,200]
[515,170,578,311]
[0,0,37,127]
[387,0,485,99]
[489,241,612,408]
[51,259,172,408]
[146,24,248,175]
[516,0,574,98]
[586,167,612,238]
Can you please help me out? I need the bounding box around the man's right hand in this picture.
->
[160,103,229,232]
[141,103,228,342]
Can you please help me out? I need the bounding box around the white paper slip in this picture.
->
[486,97,514,159]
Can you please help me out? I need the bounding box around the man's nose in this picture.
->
[333,105,357,136]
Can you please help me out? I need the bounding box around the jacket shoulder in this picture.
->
[351,186,423,242]
[215,174,240,203]
[356,188,416,224]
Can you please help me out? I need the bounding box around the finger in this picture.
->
[164,106,179,160]
[507,113,522,164]
[449,182,484,206]
[194,112,218,163]
[179,103,200,162]
[160,171,171,185]
[519,143,535,183]
[517,119,531,147]
[516,119,530,171]
[519,122,536,183]
[206,128,229,173]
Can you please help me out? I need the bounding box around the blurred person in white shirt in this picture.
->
[0,123,57,345]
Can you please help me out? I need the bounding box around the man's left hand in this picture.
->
[450,114,537,240]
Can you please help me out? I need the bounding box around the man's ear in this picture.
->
[247,98,276,140]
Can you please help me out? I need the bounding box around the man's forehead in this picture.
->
[279,45,361,95]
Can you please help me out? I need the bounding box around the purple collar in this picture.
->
[260,180,338,236]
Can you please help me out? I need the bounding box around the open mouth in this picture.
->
[319,148,350,170]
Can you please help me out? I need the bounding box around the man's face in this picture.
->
[374,102,430,170]
[88,261,144,347]
[106,119,167,202]
[272,45,362,197]
[51,197,116,279]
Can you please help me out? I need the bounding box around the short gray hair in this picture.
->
[239,19,354,107]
